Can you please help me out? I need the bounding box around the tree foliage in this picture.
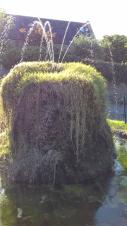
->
[65,34,127,84]
[65,35,103,62]
[100,35,127,63]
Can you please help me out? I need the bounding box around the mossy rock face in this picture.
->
[1,62,115,184]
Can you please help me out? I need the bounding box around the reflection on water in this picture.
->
[0,177,110,226]
[1,175,127,226]
[1,140,127,226]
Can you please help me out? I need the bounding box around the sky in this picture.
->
[0,0,127,39]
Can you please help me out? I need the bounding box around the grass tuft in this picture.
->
[107,119,127,132]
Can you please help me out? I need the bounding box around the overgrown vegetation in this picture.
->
[0,86,9,160]
[0,61,114,184]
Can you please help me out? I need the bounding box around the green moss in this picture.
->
[1,61,106,114]
[63,185,84,197]
[0,61,114,184]
[1,61,106,155]
[0,88,10,159]
[0,130,10,158]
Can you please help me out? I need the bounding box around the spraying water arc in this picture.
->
[61,21,90,63]
[58,21,71,63]
[20,19,54,63]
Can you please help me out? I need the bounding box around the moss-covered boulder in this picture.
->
[1,62,115,184]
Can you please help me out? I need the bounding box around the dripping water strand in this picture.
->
[108,45,118,115]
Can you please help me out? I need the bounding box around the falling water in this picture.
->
[90,39,95,61]
[58,21,71,62]
[38,19,47,61]
[20,19,93,64]
[43,21,54,62]
[108,45,118,115]
[0,15,14,56]
[61,21,90,63]
[37,19,54,61]
[36,19,54,61]
[20,19,54,62]
[20,21,37,62]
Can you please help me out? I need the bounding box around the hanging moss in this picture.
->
[1,61,115,184]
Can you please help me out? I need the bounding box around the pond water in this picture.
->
[0,139,127,226]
